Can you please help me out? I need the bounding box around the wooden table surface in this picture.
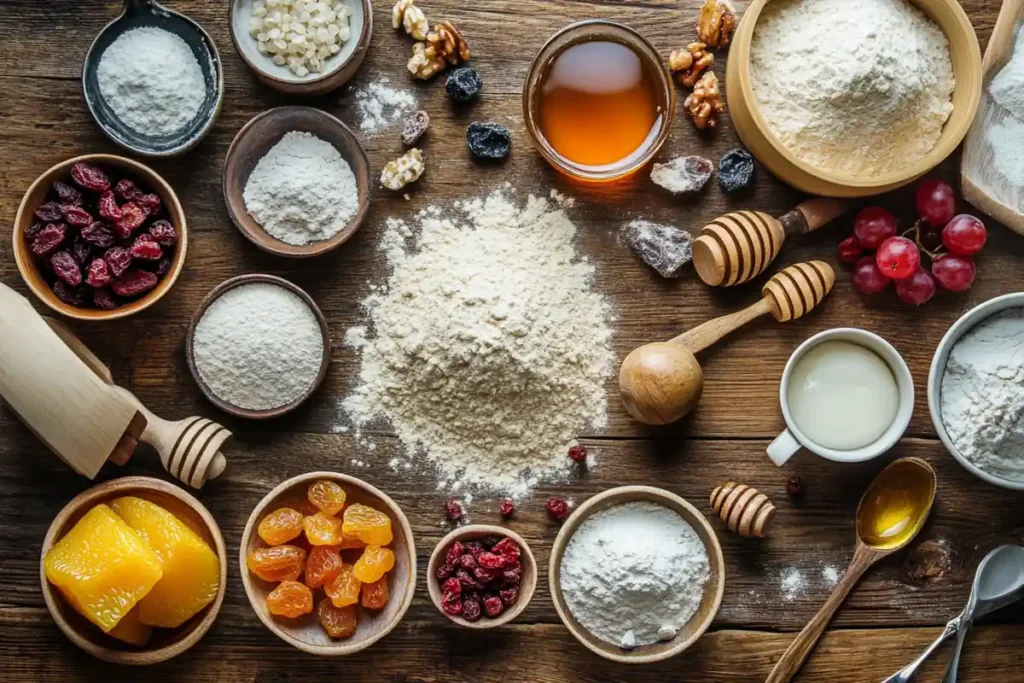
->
[2,0,1022,681]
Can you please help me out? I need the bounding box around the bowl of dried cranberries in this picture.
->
[13,154,187,320]
[427,525,537,629]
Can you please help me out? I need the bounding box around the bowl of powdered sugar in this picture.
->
[550,486,724,663]
[930,293,1024,491]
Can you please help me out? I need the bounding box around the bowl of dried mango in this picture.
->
[240,471,417,655]
[39,476,227,665]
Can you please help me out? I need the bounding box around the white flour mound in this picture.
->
[343,188,614,497]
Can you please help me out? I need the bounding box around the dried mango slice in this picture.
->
[352,545,395,583]
[107,606,152,647]
[342,504,393,546]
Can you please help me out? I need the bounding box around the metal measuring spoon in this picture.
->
[882,544,1024,683]
[82,0,223,157]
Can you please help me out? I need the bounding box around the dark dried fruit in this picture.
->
[446,67,482,103]
[466,122,511,161]
[26,222,43,240]
[459,554,477,571]
[435,560,455,581]
[483,595,504,618]
[546,497,569,520]
[473,566,498,583]
[71,236,91,265]
[53,181,82,206]
[148,220,177,247]
[136,193,162,213]
[444,498,463,521]
[503,566,521,585]
[444,541,464,566]
[154,258,172,277]
[71,162,110,192]
[116,202,149,237]
[461,594,482,622]
[129,238,163,261]
[441,592,462,615]
[481,536,501,550]
[111,269,158,298]
[786,475,803,496]
[62,205,93,227]
[442,577,462,597]
[35,201,64,223]
[105,247,132,278]
[53,281,88,306]
[718,149,755,192]
[93,287,117,310]
[464,541,485,557]
[401,110,430,146]
[456,569,481,590]
[478,552,505,570]
[81,222,115,249]
[50,251,82,286]
[568,445,588,463]
[86,258,113,288]
[625,221,694,279]
[114,179,141,201]
[32,224,66,256]
[499,585,519,606]
[491,538,520,561]
[499,499,515,517]
[97,191,122,221]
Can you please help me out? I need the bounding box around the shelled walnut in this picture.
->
[669,42,713,88]
[392,0,428,41]
[407,21,470,80]
[684,70,725,130]
[697,0,736,49]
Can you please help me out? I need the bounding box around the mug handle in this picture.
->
[768,430,801,466]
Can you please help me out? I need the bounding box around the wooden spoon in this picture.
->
[766,458,937,683]
[619,261,834,425]
[692,198,850,287]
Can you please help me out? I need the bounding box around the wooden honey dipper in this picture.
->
[692,199,850,287]
[619,261,835,425]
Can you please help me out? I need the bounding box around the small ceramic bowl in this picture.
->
[549,486,725,664]
[929,292,1024,491]
[13,154,187,321]
[185,274,331,419]
[426,525,537,629]
[223,107,372,258]
[229,0,372,95]
[240,472,417,655]
[40,476,227,665]
[83,0,223,157]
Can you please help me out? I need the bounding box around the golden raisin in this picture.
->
[339,531,366,550]
[317,598,357,639]
[308,480,347,516]
[324,564,361,607]
[305,545,344,591]
[266,580,313,618]
[342,504,393,546]
[353,545,395,583]
[247,545,306,583]
[258,507,305,546]
[361,576,389,609]
[304,512,344,546]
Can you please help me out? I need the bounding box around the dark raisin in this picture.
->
[446,67,482,103]
[456,569,481,590]
[546,497,569,520]
[444,498,463,521]
[461,594,482,622]
[115,202,149,238]
[401,110,430,146]
[466,122,511,161]
[62,205,93,227]
[503,567,521,585]
[97,190,122,221]
[71,236,91,265]
[50,251,82,287]
[80,222,115,249]
[35,201,64,223]
[718,149,755,192]
[786,475,803,496]
[136,193,161,213]
[71,162,110,192]
[568,445,587,463]
[93,287,117,310]
[86,258,113,288]
[481,535,501,550]
[154,258,172,277]
[31,224,67,256]
[53,181,82,206]
[53,281,88,306]
[105,247,133,278]
[148,219,177,247]
[114,179,141,201]
[483,595,504,618]
[499,499,515,517]
[499,585,519,606]
[25,222,44,240]
[435,560,455,580]
[129,238,163,261]
[111,269,157,298]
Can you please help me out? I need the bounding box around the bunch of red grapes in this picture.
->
[836,179,987,306]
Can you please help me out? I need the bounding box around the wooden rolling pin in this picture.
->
[619,261,835,426]
[692,199,850,287]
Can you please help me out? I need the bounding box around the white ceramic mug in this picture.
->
[767,328,914,466]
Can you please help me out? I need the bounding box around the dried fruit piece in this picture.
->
[35,201,64,223]
[71,162,110,192]
[154,258,172,277]
[461,593,482,622]
[786,475,803,496]
[324,564,361,607]
[483,594,504,617]
[466,122,511,160]
[62,205,93,227]
[116,202,149,237]
[94,287,117,310]
[105,247,132,277]
[115,179,141,201]
[697,0,736,49]
[304,512,345,546]
[651,155,714,194]
[71,237,92,265]
[53,181,83,206]
[342,503,393,546]
[51,251,82,287]
[491,538,520,561]
[568,445,588,463]
[318,598,358,639]
[443,577,462,597]
[361,576,389,609]
[446,67,482,103]
[444,498,463,521]
[54,281,88,306]
[499,499,515,517]
[266,580,313,618]
[625,220,693,278]
[148,220,177,247]
[459,554,477,570]
[81,221,115,248]
[136,193,161,213]
[718,149,755,192]
[247,544,307,582]
[499,584,519,606]
[352,545,395,583]
[401,110,430,146]
[478,552,505,570]
[258,507,305,546]
[97,191,122,221]
[546,497,569,520]
[129,238,163,261]
[308,480,347,515]
[25,221,43,240]
[32,223,67,256]
[381,148,425,191]
[441,591,462,615]
[305,545,345,590]
[111,270,158,298]
[107,606,152,647]
[86,258,113,288]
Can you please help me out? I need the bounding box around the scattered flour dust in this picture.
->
[355,77,416,136]
[780,567,807,601]
[342,187,614,497]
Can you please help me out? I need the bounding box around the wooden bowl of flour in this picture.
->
[223,107,371,258]
[726,0,981,197]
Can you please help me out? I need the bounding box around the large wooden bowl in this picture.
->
[240,472,417,655]
[39,477,227,665]
[549,486,725,664]
[726,0,981,197]
[426,525,537,629]
[13,154,187,320]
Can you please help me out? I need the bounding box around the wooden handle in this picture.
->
[766,544,881,683]
[762,261,835,322]
[778,198,852,236]
[672,298,771,353]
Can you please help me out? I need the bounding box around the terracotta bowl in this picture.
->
[240,472,417,655]
[13,154,187,321]
[223,107,372,258]
[228,0,372,95]
[549,486,725,664]
[39,477,227,665]
[426,525,538,629]
[726,0,982,197]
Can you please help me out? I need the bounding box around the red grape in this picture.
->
[932,254,976,292]
[876,236,921,280]
[836,236,864,264]
[895,268,936,306]
[942,214,986,256]
[852,256,890,294]
[916,179,956,227]
[853,206,897,249]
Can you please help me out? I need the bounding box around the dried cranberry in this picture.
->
[464,541,485,557]
[444,498,463,521]
[85,258,113,288]
[50,251,82,286]
[461,594,482,622]
[97,190,122,221]
[35,201,64,223]
[117,202,149,232]
[478,552,505,570]
[499,585,519,606]
[435,560,455,581]
[568,445,588,463]
[61,205,93,227]
[442,577,462,596]
[456,569,481,590]
[154,258,172,277]
[148,219,177,247]
[482,536,501,549]
[546,497,570,520]
[111,269,157,298]
[441,592,463,616]
[93,287,117,310]
[31,224,66,256]
[787,475,803,496]
[503,567,522,585]
[53,281,88,306]
[483,595,504,618]
[53,181,82,206]
[114,178,141,201]
[136,193,161,213]
[104,247,132,277]
[80,221,115,249]
[25,222,43,240]
[444,541,464,566]
[473,566,499,583]
[459,554,478,571]
[129,238,163,261]
[491,538,520,560]
[71,162,110,192]
[71,236,91,265]
[499,499,516,517]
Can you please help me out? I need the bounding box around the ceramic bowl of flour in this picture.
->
[929,292,1024,491]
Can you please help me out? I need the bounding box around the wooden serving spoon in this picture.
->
[692,198,850,287]
[766,458,937,683]
[619,261,835,426]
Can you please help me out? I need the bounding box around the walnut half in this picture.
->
[407,21,470,80]
[669,42,713,88]
[684,71,725,130]
[697,0,736,49]
[392,0,428,41]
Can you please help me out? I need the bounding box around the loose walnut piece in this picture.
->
[407,21,470,80]
[392,0,428,41]
[684,71,725,130]
[408,42,446,80]
[669,42,713,88]
[697,0,736,49]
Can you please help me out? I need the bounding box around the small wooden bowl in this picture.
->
[39,477,227,665]
[185,274,330,420]
[223,107,372,258]
[240,472,417,655]
[726,0,981,197]
[426,525,538,629]
[549,486,725,664]
[13,154,187,321]
[229,0,372,95]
